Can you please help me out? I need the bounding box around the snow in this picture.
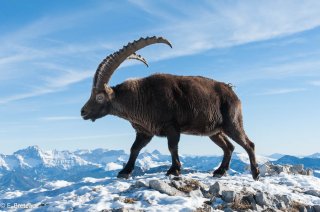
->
[136,155,170,170]
[233,152,274,164]
[0,191,24,199]
[1,172,319,211]
[105,162,123,171]
[44,180,73,189]
[1,146,320,211]
[0,155,9,170]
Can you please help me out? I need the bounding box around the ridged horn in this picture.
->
[127,53,149,67]
[93,36,172,90]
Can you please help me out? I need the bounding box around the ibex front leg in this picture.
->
[117,132,153,179]
[166,127,181,176]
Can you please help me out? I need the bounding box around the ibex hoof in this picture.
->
[213,169,227,178]
[252,168,260,181]
[166,168,181,176]
[117,171,131,179]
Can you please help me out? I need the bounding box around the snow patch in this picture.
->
[105,162,123,171]
[44,180,73,189]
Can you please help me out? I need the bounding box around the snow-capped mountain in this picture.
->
[268,153,285,160]
[0,146,320,211]
[232,152,274,164]
[308,152,320,158]
[0,146,319,191]
[0,146,95,171]
[275,155,320,170]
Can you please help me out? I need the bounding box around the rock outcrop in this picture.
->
[132,165,320,212]
[260,162,313,177]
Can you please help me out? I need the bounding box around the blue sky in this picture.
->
[0,0,320,155]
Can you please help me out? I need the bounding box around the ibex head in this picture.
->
[80,36,172,122]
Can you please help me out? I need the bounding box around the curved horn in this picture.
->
[127,53,149,67]
[93,36,172,90]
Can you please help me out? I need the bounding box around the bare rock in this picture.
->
[242,193,257,211]
[259,162,312,177]
[223,207,234,212]
[196,203,214,212]
[290,164,304,174]
[222,190,235,203]
[111,208,124,212]
[259,163,269,177]
[281,195,291,206]
[313,205,320,212]
[274,194,291,207]
[255,191,272,206]
[299,205,307,212]
[149,180,187,197]
[305,190,320,198]
[209,182,226,196]
[305,205,315,212]
[190,188,204,198]
[307,169,314,176]
[275,165,290,174]
[171,180,186,189]
[276,201,287,210]
[135,180,148,188]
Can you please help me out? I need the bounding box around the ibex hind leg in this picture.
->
[209,133,234,177]
[224,125,260,180]
[222,101,260,180]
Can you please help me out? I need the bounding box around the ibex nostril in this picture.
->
[81,109,86,116]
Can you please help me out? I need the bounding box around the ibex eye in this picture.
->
[96,94,105,103]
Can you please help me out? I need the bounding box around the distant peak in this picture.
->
[307,152,320,158]
[27,145,41,150]
[13,145,43,157]
[151,150,161,155]
[15,145,40,152]
[268,153,285,160]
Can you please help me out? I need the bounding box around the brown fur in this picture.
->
[81,73,260,180]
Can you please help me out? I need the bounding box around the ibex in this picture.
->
[81,36,260,180]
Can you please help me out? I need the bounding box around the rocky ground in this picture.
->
[1,163,320,211]
[1,147,320,211]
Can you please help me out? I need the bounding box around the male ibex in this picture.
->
[81,36,260,180]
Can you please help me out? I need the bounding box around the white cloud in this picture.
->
[257,88,307,96]
[131,0,320,60]
[44,70,93,88]
[0,2,120,104]
[221,58,320,84]
[2,1,320,104]
[0,88,56,105]
[0,68,93,105]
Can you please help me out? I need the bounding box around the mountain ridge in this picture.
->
[1,146,320,191]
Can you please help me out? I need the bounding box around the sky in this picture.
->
[0,0,320,156]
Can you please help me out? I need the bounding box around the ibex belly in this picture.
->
[179,108,223,136]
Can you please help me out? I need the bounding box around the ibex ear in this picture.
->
[104,83,115,100]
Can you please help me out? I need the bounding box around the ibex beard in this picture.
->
[81,36,260,180]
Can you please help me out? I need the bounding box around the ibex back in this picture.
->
[81,36,260,180]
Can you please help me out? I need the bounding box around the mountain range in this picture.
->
[0,146,319,191]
